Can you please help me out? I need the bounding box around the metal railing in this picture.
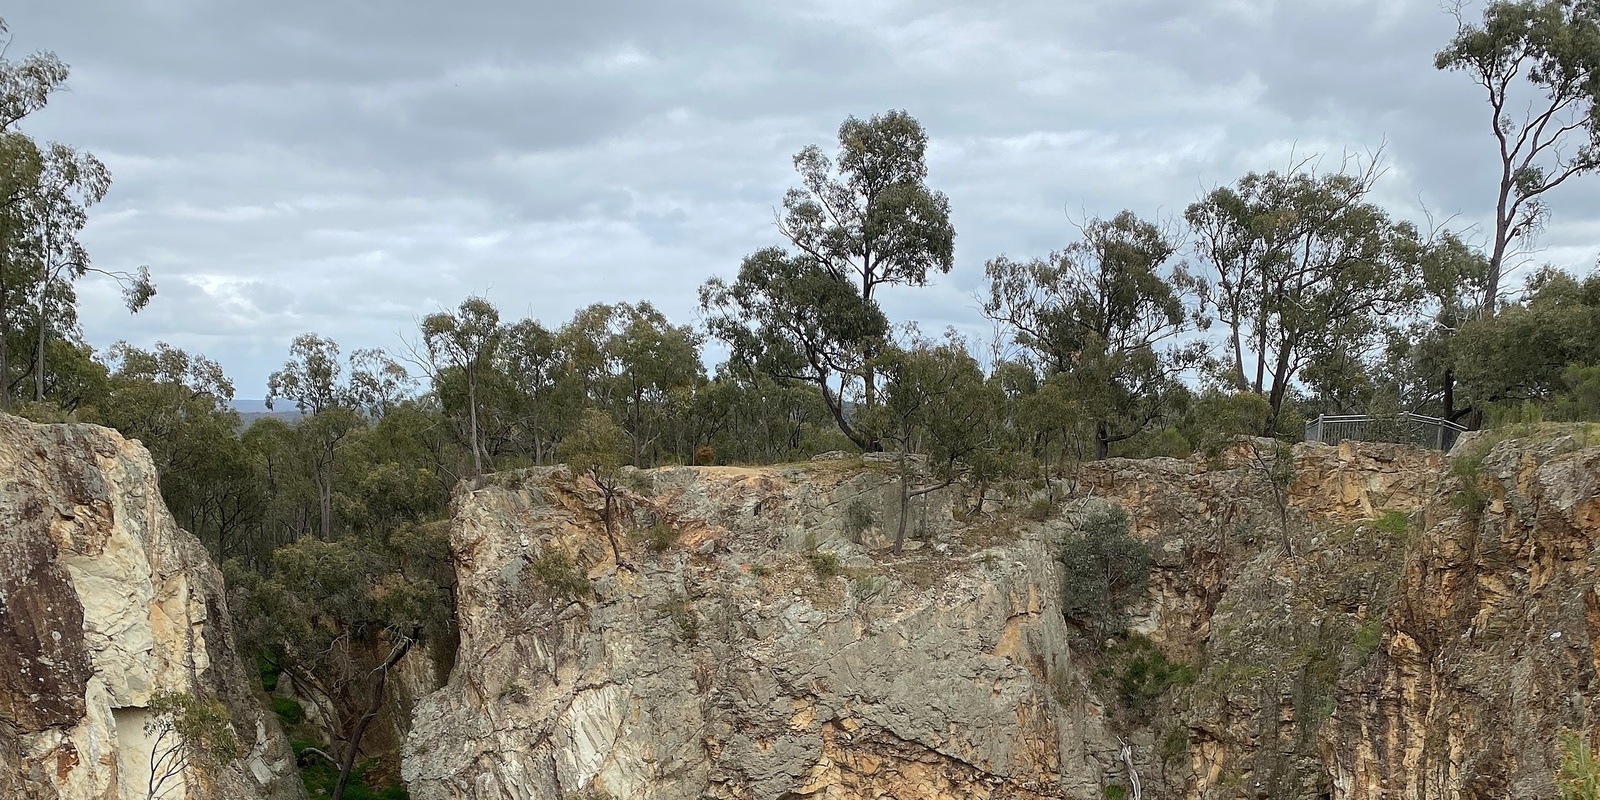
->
[1304,412,1467,451]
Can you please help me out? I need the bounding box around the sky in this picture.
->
[6,0,1600,404]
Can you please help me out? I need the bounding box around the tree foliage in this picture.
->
[1060,504,1151,643]
[1436,0,1600,308]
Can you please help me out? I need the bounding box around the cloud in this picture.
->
[5,0,1597,398]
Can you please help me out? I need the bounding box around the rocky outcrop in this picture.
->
[1329,426,1600,800]
[402,463,1111,799]
[403,430,1600,799]
[0,415,303,800]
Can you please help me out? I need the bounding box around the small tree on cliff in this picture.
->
[559,409,632,568]
[1059,504,1150,644]
[143,691,240,800]
[862,333,1000,554]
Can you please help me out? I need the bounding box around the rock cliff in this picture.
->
[0,415,303,800]
[403,429,1600,799]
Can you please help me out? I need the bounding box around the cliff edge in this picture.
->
[0,414,304,800]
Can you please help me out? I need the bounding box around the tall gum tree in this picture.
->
[1186,163,1426,432]
[702,110,954,450]
[1437,0,1600,310]
[983,211,1205,459]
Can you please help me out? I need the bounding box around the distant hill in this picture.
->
[232,399,301,429]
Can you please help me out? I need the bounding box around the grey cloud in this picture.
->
[10,0,1599,396]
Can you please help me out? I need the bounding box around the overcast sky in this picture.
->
[6,0,1599,403]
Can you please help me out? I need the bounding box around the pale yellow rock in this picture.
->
[0,415,303,800]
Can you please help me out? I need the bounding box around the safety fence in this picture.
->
[1303,412,1467,451]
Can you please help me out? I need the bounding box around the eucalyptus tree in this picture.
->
[416,296,502,478]
[268,334,410,539]
[23,142,153,401]
[558,301,703,466]
[1186,165,1426,431]
[984,211,1205,459]
[0,18,68,131]
[99,342,259,559]
[558,408,632,568]
[493,317,582,465]
[862,333,1000,553]
[702,110,955,449]
[1436,0,1600,310]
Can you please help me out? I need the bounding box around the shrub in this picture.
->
[844,499,875,543]
[644,521,680,553]
[749,563,771,578]
[1352,619,1384,661]
[1450,449,1490,517]
[1558,728,1600,800]
[1027,497,1056,521]
[529,547,590,603]
[271,697,304,725]
[657,593,699,646]
[1101,635,1194,721]
[1374,511,1410,535]
[807,550,841,580]
[693,445,717,466]
[1060,504,1150,642]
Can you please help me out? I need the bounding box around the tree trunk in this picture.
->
[1486,165,1513,314]
[894,471,911,556]
[601,486,624,567]
[467,371,482,478]
[1442,367,1456,421]
[331,630,417,800]
[0,261,10,410]
[34,280,47,403]
[1094,420,1110,461]
[319,442,334,539]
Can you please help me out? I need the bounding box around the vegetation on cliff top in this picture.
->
[4,1,1600,795]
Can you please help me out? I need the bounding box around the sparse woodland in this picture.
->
[4,3,1600,797]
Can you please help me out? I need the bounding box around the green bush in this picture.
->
[1352,619,1383,660]
[1450,448,1490,517]
[295,751,410,800]
[656,593,699,646]
[271,697,304,725]
[530,547,591,603]
[644,521,680,553]
[1027,497,1056,521]
[1374,510,1410,535]
[807,550,841,580]
[1558,729,1600,800]
[1060,504,1150,641]
[1101,635,1194,721]
[257,654,281,692]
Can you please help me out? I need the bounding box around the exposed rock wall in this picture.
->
[0,415,303,800]
[1329,427,1600,800]
[404,431,1600,800]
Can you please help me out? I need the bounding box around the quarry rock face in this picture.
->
[0,415,303,800]
[404,431,1600,799]
[1329,428,1600,800]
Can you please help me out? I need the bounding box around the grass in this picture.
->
[1373,510,1410,535]
[271,697,304,725]
[1352,619,1384,662]
[656,593,700,646]
[844,499,875,543]
[294,746,409,800]
[642,521,680,553]
[807,550,841,580]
